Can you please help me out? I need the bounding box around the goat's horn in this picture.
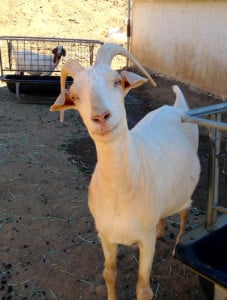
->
[50,59,84,122]
[60,59,84,92]
[95,43,157,87]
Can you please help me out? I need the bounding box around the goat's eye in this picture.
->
[114,79,122,87]
[71,95,79,102]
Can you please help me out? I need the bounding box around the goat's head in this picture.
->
[50,43,156,143]
[52,45,66,63]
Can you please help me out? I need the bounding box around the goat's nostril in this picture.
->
[92,117,100,123]
[104,112,111,120]
[92,112,111,123]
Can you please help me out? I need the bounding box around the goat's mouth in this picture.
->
[92,124,118,137]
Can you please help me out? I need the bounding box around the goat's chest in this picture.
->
[95,202,143,245]
[88,181,156,245]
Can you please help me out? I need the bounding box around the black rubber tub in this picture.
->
[176,215,227,298]
[2,75,73,96]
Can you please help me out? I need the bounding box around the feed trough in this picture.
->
[176,103,227,300]
[0,36,103,99]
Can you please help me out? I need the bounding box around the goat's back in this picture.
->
[173,85,199,150]
[133,85,199,152]
[130,104,200,217]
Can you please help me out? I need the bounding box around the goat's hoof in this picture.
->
[95,285,107,298]
[137,287,153,300]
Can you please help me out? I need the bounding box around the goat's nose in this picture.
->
[92,111,111,124]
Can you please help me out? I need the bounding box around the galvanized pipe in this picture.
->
[186,102,227,117]
[182,115,227,131]
[206,113,221,227]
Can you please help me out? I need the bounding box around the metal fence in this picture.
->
[0,36,103,74]
[0,36,104,97]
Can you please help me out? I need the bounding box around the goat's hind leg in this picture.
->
[156,218,165,239]
[99,236,118,300]
[172,208,188,257]
[137,230,156,300]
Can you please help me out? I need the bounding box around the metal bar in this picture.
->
[206,113,221,227]
[0,47,3,77]
[213,114,221,223]
[206,127,216,227]
[0,36,103,45]
[127,0,131,66]
[186,103,227,118]
[182,115,227,131]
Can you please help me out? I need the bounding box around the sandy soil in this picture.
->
[0,0,127,40]
[1,1,226,299]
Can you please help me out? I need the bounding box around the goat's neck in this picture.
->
[95,130,135,180]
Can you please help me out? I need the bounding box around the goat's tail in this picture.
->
[172,85,189,110]
[173,85,199,151]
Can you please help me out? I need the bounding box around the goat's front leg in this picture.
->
[99,236,118,300]
[137,230,156,300]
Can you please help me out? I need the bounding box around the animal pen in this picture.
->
[0,36,104,98]
[1,36,227,299]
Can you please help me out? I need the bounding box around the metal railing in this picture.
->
[182,102,227,227]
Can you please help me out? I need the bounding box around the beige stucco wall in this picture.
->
[131,0,227,99]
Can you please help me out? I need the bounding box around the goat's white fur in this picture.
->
[11,44,66,76]
[50,43,200,300]
[105,20,127,45]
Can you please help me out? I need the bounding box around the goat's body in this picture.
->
[12,50,53,75]
[105,21,127,45]
[89,102,200,247]
[105,32,127,45]
[50,44,200,300]
[11,45,65,75]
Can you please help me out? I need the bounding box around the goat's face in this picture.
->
[51,64,147,143]
[73,65,127,142]
[52,46,66,63]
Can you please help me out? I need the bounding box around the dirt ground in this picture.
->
[1,1,227,300]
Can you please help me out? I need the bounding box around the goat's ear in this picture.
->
[52,47,57,55]
[52,47,57,63]
[50,90,77,112]
[120,70,147,94]
[52,48,58,62]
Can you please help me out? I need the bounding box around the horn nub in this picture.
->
[95,43,157,87]
[60,59,84,92]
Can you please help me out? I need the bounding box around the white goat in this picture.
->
[105,20,127,45]
[50,43,200,300]
[10,43,66,76]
